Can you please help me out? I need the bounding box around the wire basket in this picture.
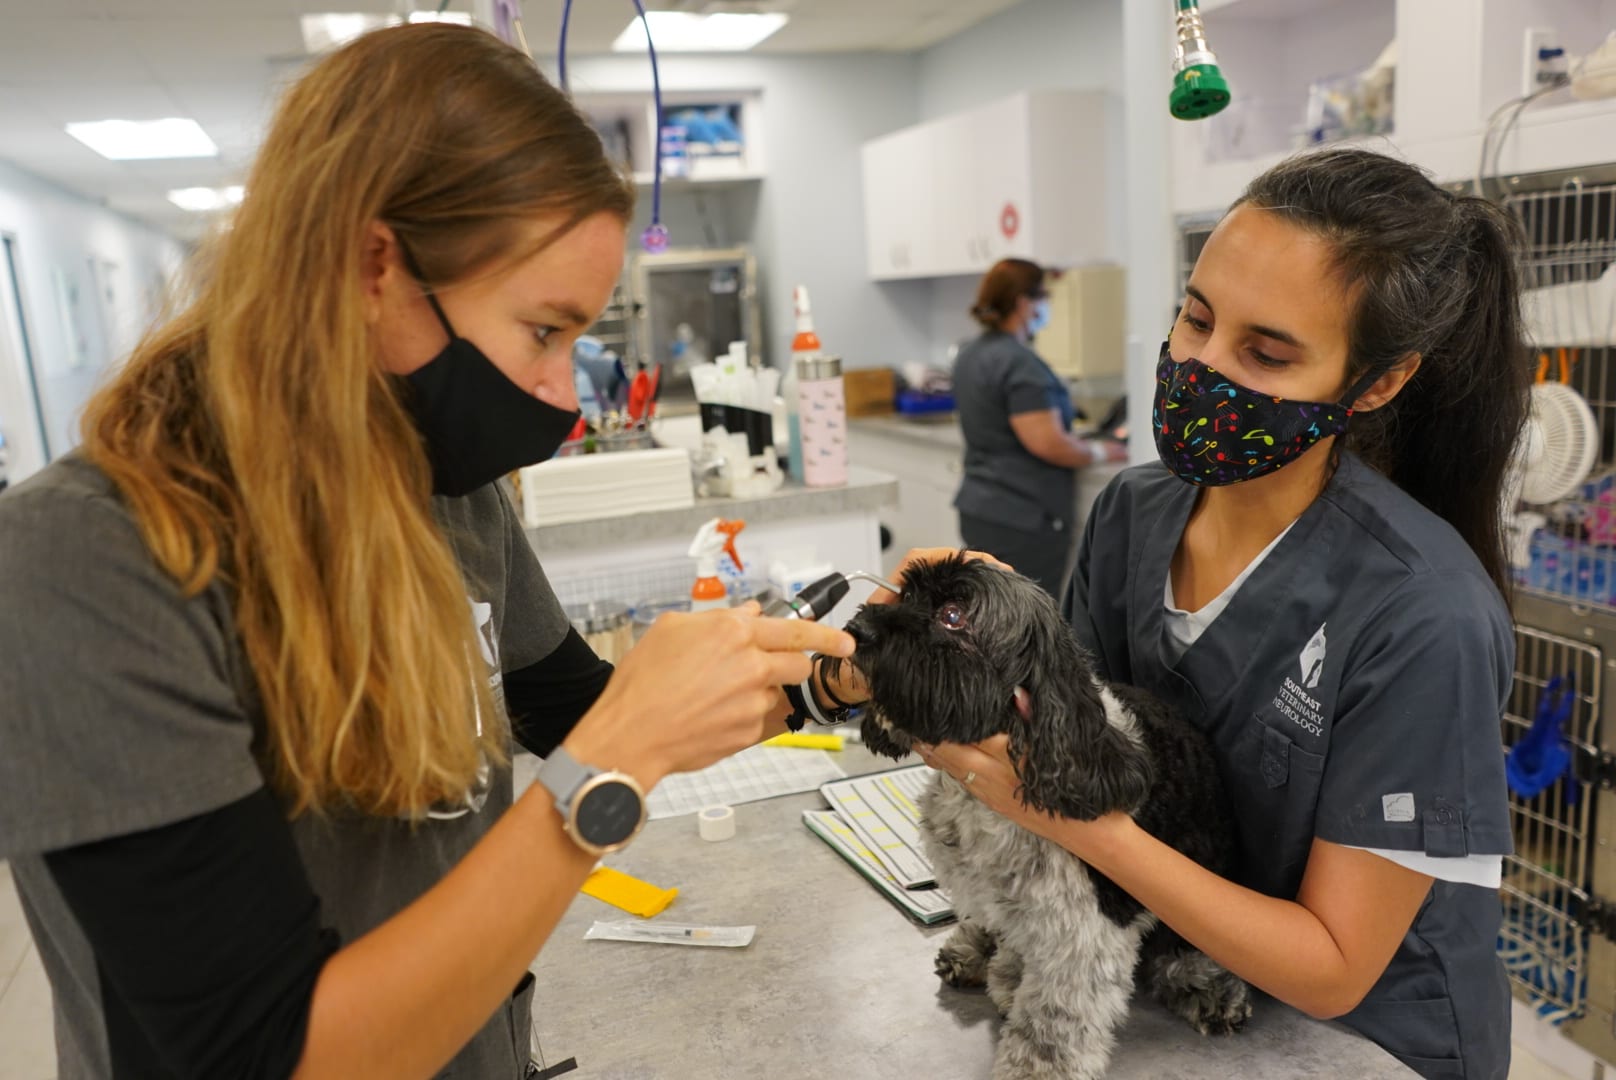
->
[1505,180,1616,608]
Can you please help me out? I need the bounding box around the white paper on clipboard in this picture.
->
[818,765,935,889]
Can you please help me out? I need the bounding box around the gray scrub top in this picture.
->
[1066,454,1513,1080]
[0,455,568,1080]
[953,330,1076,532]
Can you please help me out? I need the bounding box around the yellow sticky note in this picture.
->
[582,866,679,918]
[762,732,844,751]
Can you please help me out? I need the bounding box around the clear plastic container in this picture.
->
[630,597,692,645]
[564,600,631,663]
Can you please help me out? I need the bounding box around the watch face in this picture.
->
[575,780,644,846]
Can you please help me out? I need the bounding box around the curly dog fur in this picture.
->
[825,556,1250,1079]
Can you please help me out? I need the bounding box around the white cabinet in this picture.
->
[929,95,1037,276]
[862,90,1118,281]
[861,127,934,279]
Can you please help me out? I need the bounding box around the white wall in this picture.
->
[915,0,1124,125]
[0,159,184,483]
[911,0,1129,366]
[1120,0,1176,464]
[554,52,930,375]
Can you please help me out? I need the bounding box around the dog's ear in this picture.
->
[1009,650,1153,822]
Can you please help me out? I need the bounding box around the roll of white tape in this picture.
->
[698,804,736,842]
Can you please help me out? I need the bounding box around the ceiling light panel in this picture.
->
[612,12,789,52]
[65,118,218,161]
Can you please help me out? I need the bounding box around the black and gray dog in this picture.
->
[826,555,1250,1080]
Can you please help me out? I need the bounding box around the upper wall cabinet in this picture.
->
[861,90,1119,281]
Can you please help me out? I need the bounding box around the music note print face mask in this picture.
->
[1151,340,1383,487]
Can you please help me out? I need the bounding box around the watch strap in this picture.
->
[782,682,811,732]
[536,744,595,809]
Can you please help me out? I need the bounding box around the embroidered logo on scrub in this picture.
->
[1271,622,1331,738]
[1382,792,1416,823]
[1299,623,1327,690]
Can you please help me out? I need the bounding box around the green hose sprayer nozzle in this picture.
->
[1171,64,1231,120]
[1170,0,1231,121]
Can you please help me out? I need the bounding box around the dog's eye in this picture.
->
[938,603,968,631]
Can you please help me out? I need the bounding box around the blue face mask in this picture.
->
[1026,298,1051,337]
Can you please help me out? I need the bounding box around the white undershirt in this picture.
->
[1161,524,1503,890]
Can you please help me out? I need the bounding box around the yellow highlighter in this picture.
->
[762,732,844,751]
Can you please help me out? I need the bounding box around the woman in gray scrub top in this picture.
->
[0,24,853,1080]
[952,258,1129,598]
[918,148,1529,1080]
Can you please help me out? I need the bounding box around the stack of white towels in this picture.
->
[520,447,694,528]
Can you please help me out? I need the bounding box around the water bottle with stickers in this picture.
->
[795,355,847,487]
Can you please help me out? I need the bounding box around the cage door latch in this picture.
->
[1570,893,1616,944]
[1574,746,1616,791]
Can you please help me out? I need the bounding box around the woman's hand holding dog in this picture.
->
[915,736,1127,855]
[816,547,1016,708]
[869,547,1015,606]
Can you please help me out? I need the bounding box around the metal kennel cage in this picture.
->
[1503,169,1616,1062]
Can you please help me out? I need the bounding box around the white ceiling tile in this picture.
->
[21,83,186,125]
[0,19,154,84]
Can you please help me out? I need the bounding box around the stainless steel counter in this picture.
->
[523,746,1415,1080]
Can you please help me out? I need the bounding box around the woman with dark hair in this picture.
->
[912,148,1530,1079]
[952,257,1128,597]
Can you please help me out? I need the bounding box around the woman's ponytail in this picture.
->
[1241,149,1531,596]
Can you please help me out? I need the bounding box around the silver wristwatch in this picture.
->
[535,745,648,857]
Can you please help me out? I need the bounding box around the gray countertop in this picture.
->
[525,746,1414,1080]
[849,413,966,450]
[524,465,898,552]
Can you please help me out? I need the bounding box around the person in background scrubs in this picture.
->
[914,149,1530,1079]
[952,258,1129,597]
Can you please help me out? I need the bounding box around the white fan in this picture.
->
[1505,382,1600,569]
[1520,382,1600,503]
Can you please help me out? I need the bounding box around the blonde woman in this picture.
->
[0,24,852,1080]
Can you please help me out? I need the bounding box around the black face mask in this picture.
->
[399,281,580,498]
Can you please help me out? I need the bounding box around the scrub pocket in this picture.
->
[1235,715,1326,892]
[1346,997,1465,1079]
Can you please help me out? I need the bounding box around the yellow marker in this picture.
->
[582,866,678,918]
[762,732,844,751]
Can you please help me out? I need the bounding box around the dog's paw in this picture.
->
[1186,988,1253,1037]
[1149,949,1253,1037]
[934,945,987,988]
[934,923,995,989]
